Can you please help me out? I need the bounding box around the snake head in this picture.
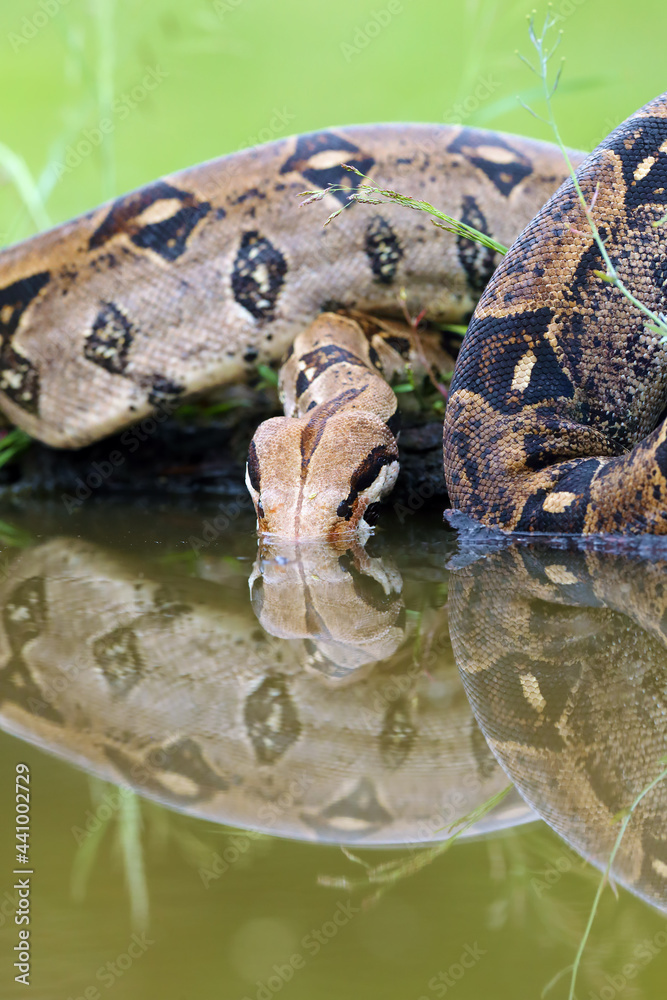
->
[246,408,399,542]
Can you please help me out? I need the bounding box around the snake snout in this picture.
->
[246,411,399,541]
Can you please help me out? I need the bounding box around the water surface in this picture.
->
[0,503,665,999]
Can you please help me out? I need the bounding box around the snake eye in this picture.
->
[246,439,266,519]
[247,440,261,492]
[337,444,399,522]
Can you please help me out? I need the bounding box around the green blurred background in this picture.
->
[1,2,667,999]
[0,0,666,248]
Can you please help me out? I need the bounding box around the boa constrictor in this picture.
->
[3,96,667,536]
[1,525,666,912]
[0,121,583,535]
[445,91,667,534]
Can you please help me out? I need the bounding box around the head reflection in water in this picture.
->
[448,540,667,913]
[248,538,405,676]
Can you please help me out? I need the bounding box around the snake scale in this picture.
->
[1,96,666,917]
[4,95,667,535]
[445,91,667,535]
[0,119,587,535]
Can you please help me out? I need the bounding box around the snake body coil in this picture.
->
[444,92,667,534]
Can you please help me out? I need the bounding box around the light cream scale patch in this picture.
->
[135,199,185,226]
[474,145,520,165]
[511,349,537,392]
[543,491,577,513]
[544,565,580,586]
[634,155,657,182]
[307,150,352,170]
[519,672,547,713]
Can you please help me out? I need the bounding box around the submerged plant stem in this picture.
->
[567,762,667,1000]
[321,784,513,903]
[118,792,150,930]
